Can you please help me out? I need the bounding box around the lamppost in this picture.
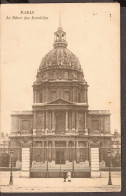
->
[107,149,112,185]
[9,150,14,185]
[72,145,75,178]
[59,146,61,177]
[46,144,49,178]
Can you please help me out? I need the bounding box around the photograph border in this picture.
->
[0,0,125,196]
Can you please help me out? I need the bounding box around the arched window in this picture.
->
[52,71,58,79]
[64,71,68,79]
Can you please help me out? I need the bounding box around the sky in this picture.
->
[1,3,120,134]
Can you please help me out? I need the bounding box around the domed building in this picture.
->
[10,24,112,178]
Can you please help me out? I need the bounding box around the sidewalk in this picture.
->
[0,177,121,192]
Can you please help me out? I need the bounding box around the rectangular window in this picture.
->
[92,120,99,130]
[22,120,30,130]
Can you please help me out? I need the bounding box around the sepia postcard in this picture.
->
[0,3,121,193]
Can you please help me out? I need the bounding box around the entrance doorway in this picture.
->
[55,112,65,134]
[55,141,66,165]
[55,151,65,164]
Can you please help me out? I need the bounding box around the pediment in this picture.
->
[48,99,73,105]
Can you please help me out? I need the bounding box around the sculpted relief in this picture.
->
[72,72,77,80]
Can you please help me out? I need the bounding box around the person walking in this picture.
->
[67,170,71,182]
[63,170,67,182]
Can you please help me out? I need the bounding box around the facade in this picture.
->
[9,24,112,178]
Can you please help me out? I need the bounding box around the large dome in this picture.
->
[39,47,81,71]
[39,26,82,71]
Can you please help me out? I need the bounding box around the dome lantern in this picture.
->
[53,14,67,48]
[53,27,67,48]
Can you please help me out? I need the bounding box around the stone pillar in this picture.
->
[48,141,52,162]
[41,141,44,163]
[76,141,80,163]
[91,148,100,178]
[86,89,88,104]
[42,111,44,132]
[35,90,37,103]
[46,111,48,132]
[46,87,48,103]
[52,111,55,131]
[33,91,35,103]
[66,111,69,131]
[66,140,69,161]
[21,148,30,178]
[76,111,78,132]
[52,140,55,161]
[85,142,89,160]
[33,112,36,135]
[72,111,75,131]
[84,111,88,135]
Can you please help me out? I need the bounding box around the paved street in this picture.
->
[0,176,121,192]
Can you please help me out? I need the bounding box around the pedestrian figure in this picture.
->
[67,170,71,182]
[63,170,67,182]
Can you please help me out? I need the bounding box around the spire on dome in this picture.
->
[53,14,67,48]
[58,12,62,29]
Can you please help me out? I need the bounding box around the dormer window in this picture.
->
[64,71,68,79]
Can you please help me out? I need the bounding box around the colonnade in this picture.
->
[32,140,89,164]
[33,110,88,134]
[33,87,88,104]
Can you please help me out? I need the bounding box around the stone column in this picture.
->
[66,141,69,161]
[42,111,44,132]
[84,111,88,135]
[84,90,86,103]
[44,87,47,103]
[33,91,35,103]
[76,111,78,132]
[85,142,89,160]
[48,141,52,162]
[91,148,100,177]
[45,111,48,132]
[76,141,80,163]
[52,111,55,132]
[52,141,55,161]
[72,111,75,132]
[21,148,30,178]
[41,141,44,163]
[35,90,37,103]
[66,111,69,131]
[33,112,36,135]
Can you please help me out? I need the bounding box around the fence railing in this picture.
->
[0,147,121,171]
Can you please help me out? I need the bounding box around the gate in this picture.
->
[30,147,91,178]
